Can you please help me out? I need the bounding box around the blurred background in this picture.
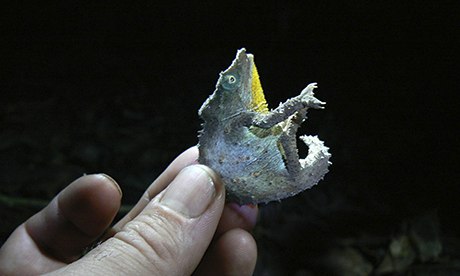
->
[1,2,458,275]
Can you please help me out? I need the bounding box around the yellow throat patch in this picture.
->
[250,63,269,113]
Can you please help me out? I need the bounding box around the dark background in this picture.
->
[1,2,458,275]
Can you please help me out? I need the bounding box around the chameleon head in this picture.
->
[215,48,269,114]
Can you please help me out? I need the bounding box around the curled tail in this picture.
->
[298,135,331,189]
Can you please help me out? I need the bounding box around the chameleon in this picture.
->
[198,48,331,204]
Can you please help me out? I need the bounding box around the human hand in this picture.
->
[0,146,258,275]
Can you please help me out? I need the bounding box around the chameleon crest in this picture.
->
[198,48,331,204]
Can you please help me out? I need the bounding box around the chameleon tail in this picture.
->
[298,135,331,188]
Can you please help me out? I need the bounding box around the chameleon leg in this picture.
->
[254,83,323,129]
[278,108,308,182]
[279,106,330,189]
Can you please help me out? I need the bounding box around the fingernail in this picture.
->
[161,165,216,218]
[99,173,123,197]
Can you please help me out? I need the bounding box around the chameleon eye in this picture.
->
[221,74,240,90]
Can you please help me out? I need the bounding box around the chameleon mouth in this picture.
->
[247,54,269,113]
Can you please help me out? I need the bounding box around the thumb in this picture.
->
[50,165,225,276]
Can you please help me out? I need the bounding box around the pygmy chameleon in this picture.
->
[198,48,331,204]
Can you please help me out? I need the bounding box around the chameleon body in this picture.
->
[198,48,331,204]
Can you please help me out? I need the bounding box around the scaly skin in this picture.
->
[198,48,331,204]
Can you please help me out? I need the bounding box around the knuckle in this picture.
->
[115,209,186,268]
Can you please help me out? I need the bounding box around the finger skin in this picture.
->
[110,146,259,238]
[0,147,259,276]
[0,174,122,275]
[194,228,257,276]
[104,146,259,275]
[49,165,227,276]
[216,203,258,237]
[109,146,199,235]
